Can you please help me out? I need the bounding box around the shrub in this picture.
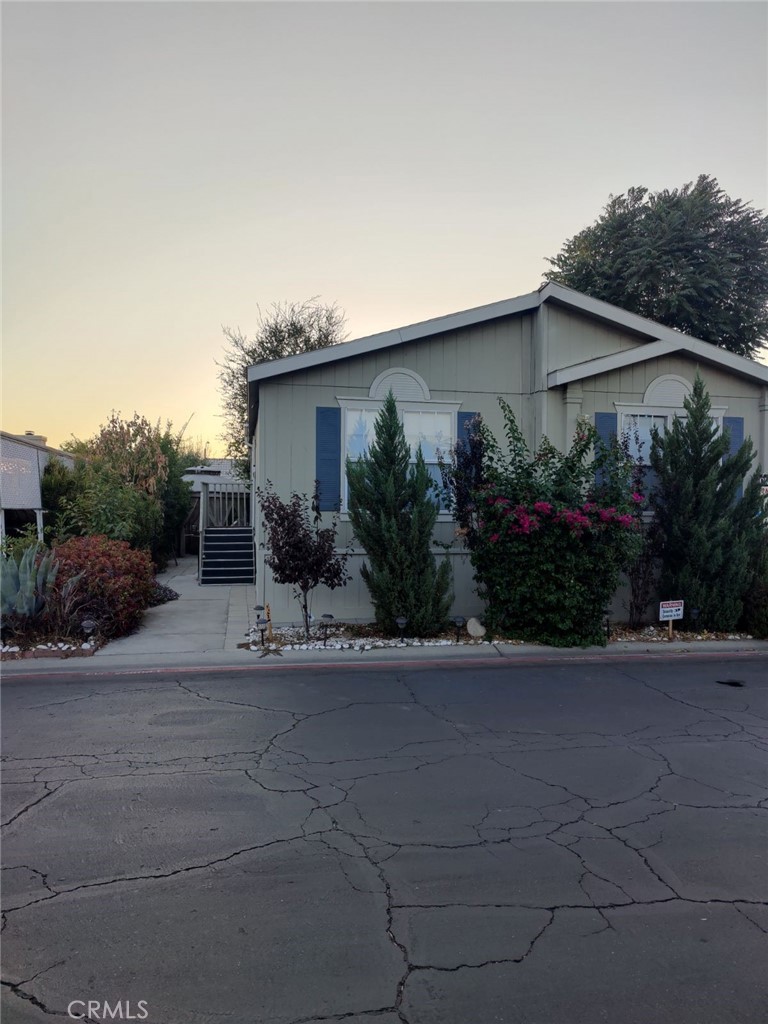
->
[54,472,162,552]
[0,542,88,644]
[440,399,641,646]
[54,535,155,639]
[1,543,59,638]
[256,482,350,637]
[740,532,768,638]
[649,375,767,630]
[473,489,640,645]
[0,523,42,563]
[346,391,453,637]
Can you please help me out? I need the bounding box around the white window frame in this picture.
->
[336,396,461,517]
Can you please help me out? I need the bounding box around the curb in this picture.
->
[2,639,767,680]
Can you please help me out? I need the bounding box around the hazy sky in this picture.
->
[3,0,766,455]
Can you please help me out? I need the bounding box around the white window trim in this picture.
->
[336,396,461,517]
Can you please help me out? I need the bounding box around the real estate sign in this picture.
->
[659,600,684,621]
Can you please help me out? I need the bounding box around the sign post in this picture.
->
[659,600,684,639]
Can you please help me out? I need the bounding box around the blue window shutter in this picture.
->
[458,411,478,443]
[594,412,617,487]
[724,416,745,499]
[316,407,341,511]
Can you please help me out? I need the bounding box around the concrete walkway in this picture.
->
[91,555,259,659]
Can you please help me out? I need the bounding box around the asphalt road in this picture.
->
[2,655,767,1024]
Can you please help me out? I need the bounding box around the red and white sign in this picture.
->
[659,600,684,621]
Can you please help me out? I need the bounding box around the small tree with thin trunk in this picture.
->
[256,481,350,637]
[346,391,453,636]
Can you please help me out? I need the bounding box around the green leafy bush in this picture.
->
[0,523,42,563]
[54,473,162,552]
[54,535,155,639]
[441,400,641,647]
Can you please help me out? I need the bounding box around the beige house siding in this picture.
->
[546,304,647,370]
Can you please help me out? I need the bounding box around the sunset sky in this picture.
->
[3,1,767,456]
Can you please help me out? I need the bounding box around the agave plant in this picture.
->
[1,542,59,622]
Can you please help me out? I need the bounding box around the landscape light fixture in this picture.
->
[395,616,407,642]
[690,608,700,627]
[452,615,466,643]
[81,618,96,637]
[255,616,268,646]
[602,609,611,641]
[321,613,334,647]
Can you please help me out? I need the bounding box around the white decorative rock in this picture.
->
[466,617,486,638]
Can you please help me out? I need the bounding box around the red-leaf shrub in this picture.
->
[54,535,155,638]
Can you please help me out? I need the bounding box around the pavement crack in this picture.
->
[1,834,325,917]
[0,977,90,1019]
[1,783,62,829]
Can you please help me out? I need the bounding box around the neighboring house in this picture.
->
[245,282,768,624]
[0,431,76,542]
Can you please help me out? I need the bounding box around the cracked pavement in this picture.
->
[1,655,767,1023]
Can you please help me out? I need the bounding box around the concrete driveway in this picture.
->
[2,655,767,1023]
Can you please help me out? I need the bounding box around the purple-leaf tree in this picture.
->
[256,481,351,638]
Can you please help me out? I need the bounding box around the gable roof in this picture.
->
[246,284,768,436]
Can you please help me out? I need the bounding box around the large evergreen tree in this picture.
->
[346,391,453,636]
[649,375,767,629]
[546,175,768,358]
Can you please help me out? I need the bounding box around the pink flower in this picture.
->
[631,492,644,503]
[533,501,553,514]
[598,507,617,523]
[489,533,500,543]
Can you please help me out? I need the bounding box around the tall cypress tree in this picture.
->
[649,375,766,629]
[346,391,453,636]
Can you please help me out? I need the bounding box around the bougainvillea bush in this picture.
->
[440,399,642,646]
[54,535,155,639]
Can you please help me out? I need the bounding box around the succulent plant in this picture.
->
[1,542,59,620]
